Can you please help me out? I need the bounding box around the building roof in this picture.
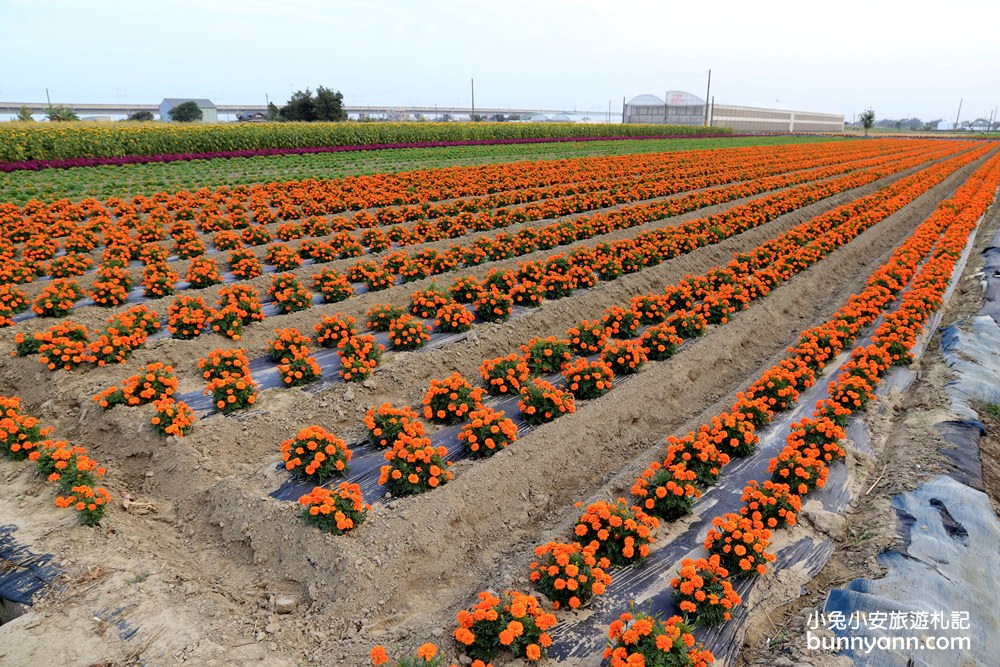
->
[161,98,217,108]
[627,94,664,106]
[664,91,704,106]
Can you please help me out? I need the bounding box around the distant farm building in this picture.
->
[236,111,268,122]
[625,91,843,133]
[159,98,218,123]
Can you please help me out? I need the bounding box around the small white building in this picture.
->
[159,98,218,123]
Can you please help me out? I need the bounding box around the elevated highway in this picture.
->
[1,102,610,119]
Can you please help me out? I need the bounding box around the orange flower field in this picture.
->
[2,135,999,666]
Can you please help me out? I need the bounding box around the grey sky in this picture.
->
[1,0,997,122]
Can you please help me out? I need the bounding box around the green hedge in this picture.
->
[0,121,732,162]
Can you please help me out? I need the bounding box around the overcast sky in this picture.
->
[1,0,997,122]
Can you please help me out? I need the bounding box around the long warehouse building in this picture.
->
[625,91,844,133]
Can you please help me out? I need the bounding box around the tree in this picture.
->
[280,89,317,122]
[266,102,280,121]
[14,106,34,122]
[46,105,79,122]
[314,86,346,121]
[169,101,203,123]
[126,110,155,121]
[859,108,875,137]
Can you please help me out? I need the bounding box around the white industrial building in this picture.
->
[624,92,844,133]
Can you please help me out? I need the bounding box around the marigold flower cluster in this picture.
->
[434,302,475,333]
[0,284,29,327]
[338,333,383,382]
[529,541,611,611]
[560,358,614,400]
[388,314,431,351]
[604,610,714,667]
[185,255,222,289]
[479,354,530,396]
[217,283,265,325]
[473,288,512,323]
[311,266,354,303]
[670,555,741,625]
[31,278,84,317]
[364,403,423,448]
[703,512,776,577]
[264,242,302,271]
[6,416,113,526]
[409,284,452,319]
[630,461,701,521]
[168,294,212,339]
[457,407,518,459]
[199,348,258,413]
[368,642,459,667]
[281,425,351,482]
[565,319,609,355]
[298,482,369,534]
[141,261,179,299]
[93,362,177,409]
[423,373,485,424]
[377,426,453,495]
[453,591,555,663]
[574,498,658,566]
[600,338,647,376]
[150,398,196,437]
[0,395,51,461]
[229,247,263,279]
[268,272,313,314]
[521,336,573,375]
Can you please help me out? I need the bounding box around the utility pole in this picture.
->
[954,98,963,132]
[703,69,711,126]
[607,99,611,124]
[470,78,475,122]
[45,88,51,109]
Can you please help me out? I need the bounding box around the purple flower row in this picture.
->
[0,133,742,174]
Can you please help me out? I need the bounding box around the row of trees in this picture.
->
[11,86,346,124]
[266,86,347,122]
[13,105,80,122]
